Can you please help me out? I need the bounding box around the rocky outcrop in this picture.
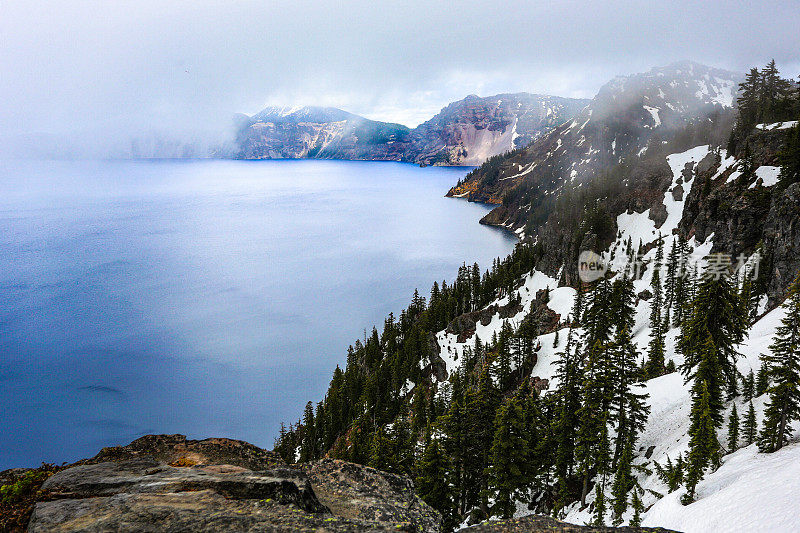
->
[235,94,588,166]
[460,514,678,532]
[236,106,411,160]
[448,61,741,236]
[26,435,441,533]
[407,93,589,166]
[763,182,800,306]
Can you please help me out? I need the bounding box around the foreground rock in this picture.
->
[22,435,678,532]
[27,435,440,532]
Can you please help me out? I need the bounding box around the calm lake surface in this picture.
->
[0,159,515,468]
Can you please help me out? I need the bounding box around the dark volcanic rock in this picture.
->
[458,513,679,532]
[303,459,441,532]
[763,182,800,307]
[27,435,440,533]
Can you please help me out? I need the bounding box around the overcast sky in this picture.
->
[1,0,798,151]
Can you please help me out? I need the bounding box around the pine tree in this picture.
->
[592,483,607,526]
[683,380,721,504]
[611,434,635,526]
[300,401,316,462]
[416,430,455,527]
[777,125,800,188]
[741,401,758,446]
[571,283,584,326]
[466,364,500,515]
[630,488,644,527]
[553,329,560,348]
[758,275,800,452]
[756,362,769,396]
[552,330,582,507]
[679,269,747,397]
[742,370,755,402]
[646,238,666,378]
[488,390,531,518]
[727,403,740,453]
[672,236,690,328]
[576,340,613,506]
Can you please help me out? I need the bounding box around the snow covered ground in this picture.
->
[433,143,799,531]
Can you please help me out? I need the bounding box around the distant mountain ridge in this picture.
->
[235,93,590,165]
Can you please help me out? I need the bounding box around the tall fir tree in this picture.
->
[416,430,455,528]
[488,390,531,518]
[679,268,747,397]
[741,401,758,447]
[758,275,800,452]
[646,238,666,378]
[575,340,613,506]
[300,401,316,462]
[683,380,721,504]
[726,403,740,453]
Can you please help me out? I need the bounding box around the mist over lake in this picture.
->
[0,159,515,468]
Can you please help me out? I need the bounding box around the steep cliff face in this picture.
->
[235,94,588,165]
[406,93,589,166]
[446,61,742,230]
[236,106,411,160]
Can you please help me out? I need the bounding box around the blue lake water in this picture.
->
[0,159,515,468]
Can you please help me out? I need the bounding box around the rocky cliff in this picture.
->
[236,106,411,160]
[235,94,588,165]
[2,435,675,532]
[406,93,589,166]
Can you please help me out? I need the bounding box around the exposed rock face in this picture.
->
[26,435,441,533]
[407,93,589,166]
[762,182,800,306]
[460,514,678,532]
[235,94,588,166]
[303,459,441,531]
[236,106,411,160]
[447,61,741,231]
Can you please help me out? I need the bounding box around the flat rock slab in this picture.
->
[27,435,442,532]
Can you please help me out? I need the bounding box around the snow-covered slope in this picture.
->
[433,142,798,532]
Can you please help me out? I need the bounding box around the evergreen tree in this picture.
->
[756,362,770,396]
[553,329,560,348]
[742,370,755,402]
[758,275,800,452]
[552,330,582,507]
[466,364,500,515]
[576,340,613,506]
[646,238,666,378]
[777,125,800,188]
[672,236,690,328]
[610,434,635,526]
[664,238,679,316]
[630,488,644,527]
[679,269,747,397]
[726,403,740,453]
[592,483,607,526]
[300,401,316,462]
[488,390,531,518]
[742,401,758,447]
[416,430,455,527]
[683,380,721,504]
